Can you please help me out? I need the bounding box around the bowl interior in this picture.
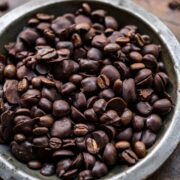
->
[0,0,177,179]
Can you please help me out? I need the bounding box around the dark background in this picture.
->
[0,0,180,179]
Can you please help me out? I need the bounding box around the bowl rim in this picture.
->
[0,0,180,180]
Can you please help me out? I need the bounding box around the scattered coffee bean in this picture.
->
[0,3,173,180]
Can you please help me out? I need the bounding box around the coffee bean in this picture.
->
[92,34,107,49]
[86,138,100,155]
[142,44,161,58]
[14,134,26,143]
[134,141,146,158]
[121,149,138,165]
[104,43,120,53]
[101,65,120,83]
[87,48,102,60]
[97,74,110,89]
[99,88,115,100]
[83,152,96,169]
[49,137,62,149]
[146,114,162,132]
[33,136,49,148]
[39,98,52,111]
[103,143,117,165]
[120,109,133,126]
[143,54,157,71]
[71,106,86,122]
[81,77,97,93]
[18,78,28,92]
[153,98,172,115]
[105,16,118,30]
[51,117,72,138]
[39,115,54,127]
[84,108,98,122]
[33,127,49,136]
[129,51,143,62]
[69,74,82,85]
[100,110,120,124]
[53,149,74,159]
[116,128,133,141]
[73,124,89,136]
[53,100,70,117]
[132,115,145,131]
[93,99,106,115]
[28,160,42,170]
[92,161,108,178]
[61,82,76,95]
[141,130,156,148]
[4,64,16,79]
[136,101,152,116]
[115,141,130,150]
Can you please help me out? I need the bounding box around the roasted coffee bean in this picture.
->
[122,78,136,103]
[0,3,173,179]
[121,149,138,165]
[4,64,16,78]
[49,137,62,149]
[132,115,145,131]
[51,117,72,138]
[115,141,130,150]
[116,128,133,141]
[53,100,70,117]
[28,160,42,170]
[146,114,162,132]
[134,141,146,158]
[39,115,54,127]
[141,130,156,148]
[92,161,108,178]
[153,98,172,115]
[103,143,117,165]
[120,109,133,126]
[136,101,152,116]
[97,74,110,89]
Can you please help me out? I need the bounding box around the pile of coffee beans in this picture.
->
[0,3,173,179]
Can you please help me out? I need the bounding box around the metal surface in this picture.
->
[0,0,180,180]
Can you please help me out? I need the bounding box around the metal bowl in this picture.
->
[0,0,180,179]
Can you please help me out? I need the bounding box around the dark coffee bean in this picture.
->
[136,101,152,116]
[122,78,136,103]
[150,94,159,105]
[75,15,92,25]
[61,82,76,95]
[76,137,86,151]
[3,80,20,104]
[28,160,42,170]
[114,61,130,79]
[121,149,138,165]
[84,108,98,122]
[73,92,87,110]
[71,153,83,168]
[104,43,120,53]
[115,141,130,150]
[105,16,118,30]
[132,115,145,131]
[81,77,97,93]
[146,114,162,133]
[36,13,54,21]
[82,3,92,14]
[83,152,96,169]
[142,44,161,57]
[4,64,16,78]
[93,99,106,115]
[87,96,99,108]
[40,163,55,176]
[31,77,42,88]
[62,169,78,179]
[92,34,107,49]
[33,136,49,148]
[130,63,145,71]
[116,36,130,44]
[33,127,48,136]
[100,110,120,124]
[154,72,169,92]
[97,74,110,89]
[69,74,83,85]
[39,115,54,127]
[143,54,157,71]
[120,109,133,126]
[106,97,127,115]
[49,137,62,149]
[42,87,57,101]
[141,130,156,148]
[51,117,72,138]
[103,143,117,165]
[153,98,172,115]
[14,134,26,143]
[129,51,143,62]
[135,68,153,86]
[101,65,120,83]
[134,141,146,158]
[92,161,108,178]
[99,88,115,100]
[113,79,122,95]
[87,48,102,60]
[79,170,93,180]
[39,98,52,111]
[53,100,70,117]
[116,128,133,141]
[132,131,143,143]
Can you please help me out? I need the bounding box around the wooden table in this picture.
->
[1,0,180,179]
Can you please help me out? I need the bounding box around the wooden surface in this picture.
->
[0,0,180,180]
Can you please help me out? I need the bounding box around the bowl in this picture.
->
[0,0,180,180]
